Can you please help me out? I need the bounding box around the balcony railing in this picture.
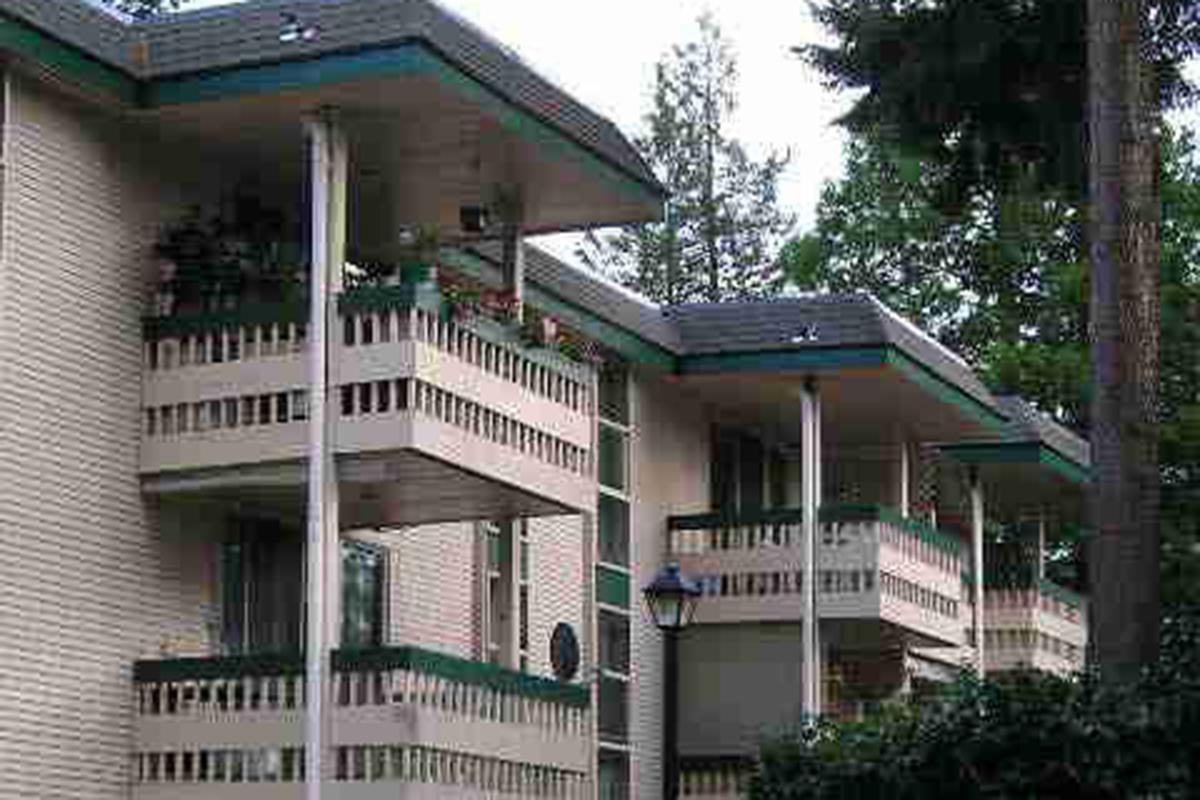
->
[666,504,964,646]
[133,645,591,798]
[982,579,1087,674]
[140,288,596,511]
[679,756,752,799]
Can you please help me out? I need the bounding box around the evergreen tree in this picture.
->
[579,14,794,304]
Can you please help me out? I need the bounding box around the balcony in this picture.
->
[982,580,1087,674]
[133,645,591,799]
[140,287,596,524]
[667,504,964,647]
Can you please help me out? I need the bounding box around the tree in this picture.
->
[801,0,1200,678]
[578,14,794,304]
[102,0,183,18]
[784,126,1200,611]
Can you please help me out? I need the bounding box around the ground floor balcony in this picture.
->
[667,505,964,648]
[132,646,591,800]
[140,287,596,525]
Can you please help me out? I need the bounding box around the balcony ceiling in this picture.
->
[135,71,658,257]
[674,364,1002,451]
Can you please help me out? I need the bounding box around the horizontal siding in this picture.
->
[0,73,210,798]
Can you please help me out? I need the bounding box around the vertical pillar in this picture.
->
[304,108,347,800]
[500,190,525,320]
[800,378,821,720]
[969,467,986,675]
[1037,509,1047,581]
[898,441,910,517]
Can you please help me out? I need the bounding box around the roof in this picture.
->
[0,0,662,196]
[995,396,1091,468]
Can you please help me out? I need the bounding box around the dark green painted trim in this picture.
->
[144,44,429,106]
[939,442,1091,486]
[666,503,963,556]
[676,346,887,376]
[885,349,1009,433]
[596,565,630,608]
[143,43,660,206]
[0,13,138,103]
[443,248,677,371]
[143,300,308,340]
[133,644,589,708]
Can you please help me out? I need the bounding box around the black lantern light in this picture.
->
[642,563,702,631]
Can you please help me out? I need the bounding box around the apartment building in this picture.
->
[0,1,1088,798]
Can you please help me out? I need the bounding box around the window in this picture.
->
[341,541,385,649]
[598,494,630,566]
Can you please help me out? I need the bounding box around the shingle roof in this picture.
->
[0,0,662,195]
[996,396,1091,468]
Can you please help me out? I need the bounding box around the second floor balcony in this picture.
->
[667,504,965,648]
[140,285,596,525]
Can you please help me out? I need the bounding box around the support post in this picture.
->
[662,627,680,800]
[800,378,820,720]
[1037,509,1047,581]
[303,108,346,800]
[970,467,986,675]
[500,191,525,321]
[898,440,910,517]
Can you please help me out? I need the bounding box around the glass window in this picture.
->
[598,677,629,743]
[598,364,629,424]
[599,425,627,492]
[342,541,385,649]
[598,610,630,674]
[598,494,630,566]
[598,750,630,800]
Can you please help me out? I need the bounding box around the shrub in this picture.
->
[751,612,1200,799]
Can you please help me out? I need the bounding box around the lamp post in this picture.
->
[643,563,702,800]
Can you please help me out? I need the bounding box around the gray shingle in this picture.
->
[0,0,661,196]
[996,396,1091,467]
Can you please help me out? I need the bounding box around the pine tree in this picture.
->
[579,14,794,304]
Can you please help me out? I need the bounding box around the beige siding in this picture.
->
[627,372,712,798]
[381,522,477,657]
[527,514,587,680]
[0,73,214,798]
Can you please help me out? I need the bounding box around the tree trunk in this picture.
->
[1086,0,1161,681]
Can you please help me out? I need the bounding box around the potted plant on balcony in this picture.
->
[439,276,482,325]
[397,225,442,286]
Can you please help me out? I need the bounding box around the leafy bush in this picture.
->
[751,612,1200,799]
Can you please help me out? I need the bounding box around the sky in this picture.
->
[181,0,855,264]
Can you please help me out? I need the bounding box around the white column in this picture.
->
[898,441,910,517]
[970,467,986,675]
[1037,509,1047,581]
[304,107,347,800]
[500,192,526,320]
[800,379,820,720]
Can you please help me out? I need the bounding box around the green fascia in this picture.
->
[142,43,660,208]
[442,248,677,371]
[596,565,630,608]
[939,442,1091,486]
[0,13,138,104]
[884,348,1009,434]
[133,644,589,708]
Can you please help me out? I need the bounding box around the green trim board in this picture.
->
[143,300,308,340]
[0,12,139,103]
[885,349,1009,433]
[133,644,589,708]
[142,42,661,207]
[596,565,631,608]
[939,442,1090,486]
[666,503,964,556]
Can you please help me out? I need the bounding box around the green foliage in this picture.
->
[578,14,794,304]
[751,613,1200,798]
[801,0,1200,205]
[101,0,184,17]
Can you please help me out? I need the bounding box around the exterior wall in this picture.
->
[374,522,478,659]
[677,624,803,756]
[628,372,711,798]
[0,72,212,798]
[527,514,588,680]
